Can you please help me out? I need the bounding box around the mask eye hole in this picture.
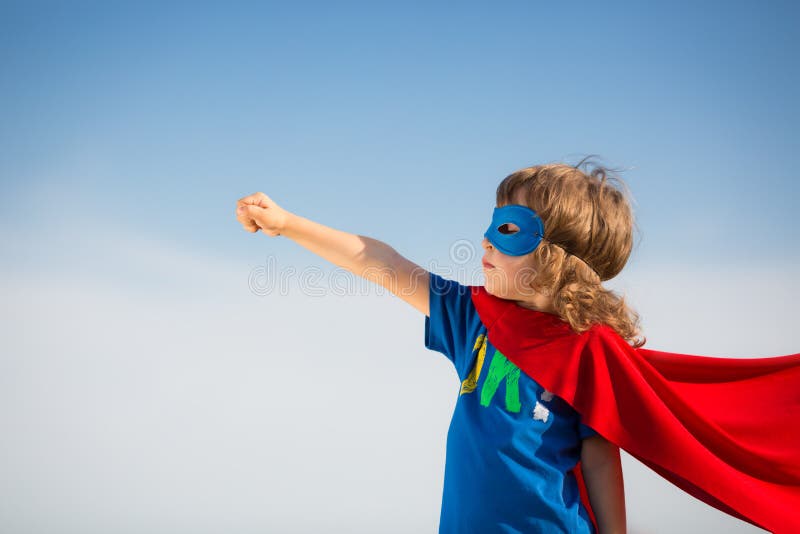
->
[498,223,520,234]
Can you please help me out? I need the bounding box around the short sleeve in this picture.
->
[424,271,482,376]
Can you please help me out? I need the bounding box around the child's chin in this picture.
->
[483,281,507,299]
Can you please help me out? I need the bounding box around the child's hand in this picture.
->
[236,192,291,237]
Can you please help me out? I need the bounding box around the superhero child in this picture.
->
[236,159,799,534]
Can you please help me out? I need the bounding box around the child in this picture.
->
[236,160,799,534]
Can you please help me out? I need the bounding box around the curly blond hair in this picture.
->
[496,156,646,348]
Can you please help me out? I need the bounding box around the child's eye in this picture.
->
[498,223,520,234]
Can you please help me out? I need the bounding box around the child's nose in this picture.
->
[482,237,493,250]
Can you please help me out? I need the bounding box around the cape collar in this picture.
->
[470,283,588,345]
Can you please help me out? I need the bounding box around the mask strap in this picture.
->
[541,238,601,279]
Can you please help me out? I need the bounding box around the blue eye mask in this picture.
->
[484,204,546,256]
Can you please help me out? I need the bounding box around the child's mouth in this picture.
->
[482,259,495,269]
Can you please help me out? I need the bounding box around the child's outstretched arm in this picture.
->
[581,435,627,534]
[236,192,430,315]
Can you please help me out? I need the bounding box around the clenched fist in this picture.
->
[236,192,291,237]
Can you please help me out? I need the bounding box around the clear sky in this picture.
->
[1,1,797,533]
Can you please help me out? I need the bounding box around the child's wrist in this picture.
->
[279,211,300,238]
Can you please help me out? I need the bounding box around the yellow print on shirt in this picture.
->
[460,334,487,394]
[460,333,522,413]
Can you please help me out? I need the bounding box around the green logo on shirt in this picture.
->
[460,334,521,413]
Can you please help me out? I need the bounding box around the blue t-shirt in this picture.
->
[425,271,598,534]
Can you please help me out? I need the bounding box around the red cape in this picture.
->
[470,285,800,534]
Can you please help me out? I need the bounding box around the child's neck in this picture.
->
[513,294,558,316]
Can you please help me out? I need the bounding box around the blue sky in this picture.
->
[1,2,797,532]
[2,0,798,266]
